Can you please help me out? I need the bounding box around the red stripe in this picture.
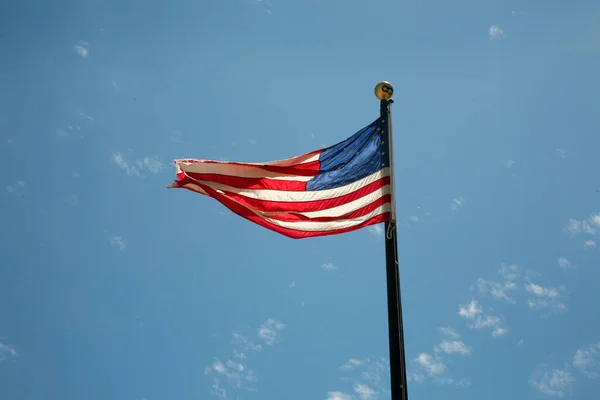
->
[178,175,390,213]
[182,173,310,191]
[171,180,390,239]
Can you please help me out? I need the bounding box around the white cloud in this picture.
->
[257,318,286,346]
[527,299,567,315]
[340,359,364,371]
[557,257,572,270]
[505,159,515,168]
[458,300,507,337]
[210,378,227,399]
[74,40,89,58]
[112,152,165,176]
[337,356,388,396]
[489,24,504,39]
[499,263,520,280]
[435,340,472,356]
[529,364,574,397]
[524,283,559,298]
[327,392,353,400]
[584,240,596,248]
[205,358,258,393]
[451,197,465,211]
[109,235,126,251]
[566,217,597,235]
[573,343,600,379]
[408,216,421,223]
[206,319,286,398]
[476,278,517,303]
[414,353,446,376]
[438,327,460,340]
[353,384,376,400]
[0,342,17,361]
[321,262,339,271]
[458,300,482,319]
[232,332,262,352]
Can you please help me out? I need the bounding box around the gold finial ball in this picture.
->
[374,81,394,100]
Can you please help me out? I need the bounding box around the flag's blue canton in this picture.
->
[306,118,389,191]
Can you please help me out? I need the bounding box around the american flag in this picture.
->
[169,117,392,239]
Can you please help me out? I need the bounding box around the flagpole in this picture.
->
[375,81,409,400]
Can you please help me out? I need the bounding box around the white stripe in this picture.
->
[264,204,391,232]
[262,152,321,166]
[176,157,320,182]
[188,168,390,203]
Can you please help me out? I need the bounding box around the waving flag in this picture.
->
[169,117,392,239]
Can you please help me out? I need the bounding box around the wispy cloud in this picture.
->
[584,240,596,248]
[109,235,127,251]
[112,152,166,176]
[0,342,17,362]
[74,40,89,58]
[524,283,559,298]
[327,392,353,400]
[335,356,388,399]
[451,197,465,211]
[207,318,285,398]
[458,300,507,338]
[257,318,286,346]
[434,340,472,357]
[413,353,447,377]
[556,149,567,159]
[353,383,377,400]
[565,214,599,236]
[529,364,574,397]
[499,263,520,280]
[524,282,567,317]
[321,262,339,271]
[475,278,518,303]
[557,257,573,270]
[458,300,482,319]
[231,332,262,353]
[505,159,515,168]
[489,24,504,39]
[573,343,600,379]
[438,327,460,340]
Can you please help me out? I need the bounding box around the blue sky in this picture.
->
[1,0,600,399]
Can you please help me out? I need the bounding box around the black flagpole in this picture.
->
[376,82,409,400]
